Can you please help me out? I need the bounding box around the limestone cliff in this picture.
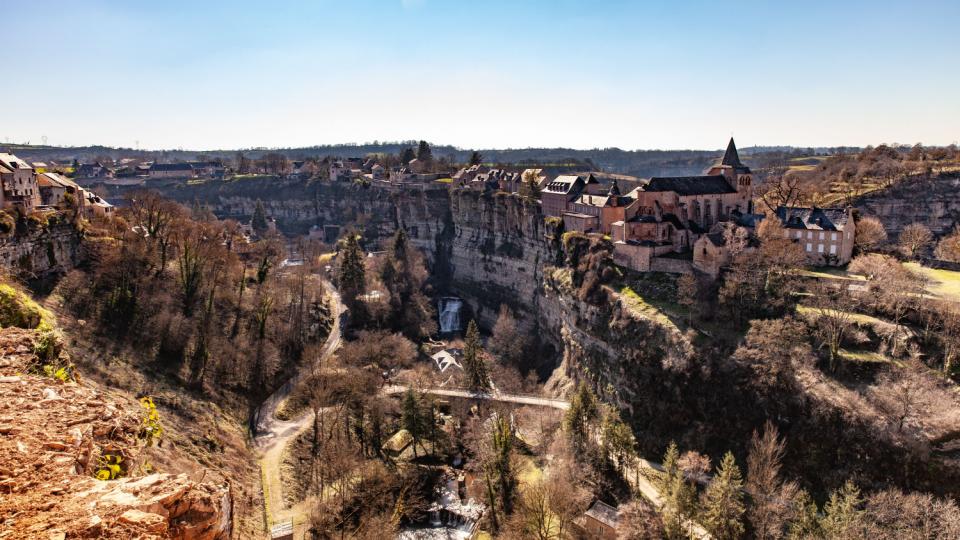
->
[856,172,960,236]
[0,219,83,279]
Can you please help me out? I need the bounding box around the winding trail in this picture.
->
[253,282,343,538]
[251,281,709,539]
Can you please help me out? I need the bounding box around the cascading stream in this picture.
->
[438,297,463,334]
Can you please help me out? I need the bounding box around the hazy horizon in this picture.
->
[5,0,959,150]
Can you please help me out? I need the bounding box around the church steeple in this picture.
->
[608,179,621,197]
[720,137,743,168]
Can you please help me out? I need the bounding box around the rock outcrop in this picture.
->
[0,220,83,279]
[0,327,232,540]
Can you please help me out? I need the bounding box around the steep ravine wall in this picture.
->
[856,172,960,236]
[161,180,960,496]
[0,221,83,279]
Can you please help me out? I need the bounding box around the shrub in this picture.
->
[138,397,164,447]
[0,211,13,235]
[0,284,52,329]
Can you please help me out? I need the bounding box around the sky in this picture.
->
[4,0,959,151]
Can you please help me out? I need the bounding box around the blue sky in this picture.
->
[4,0,959,150]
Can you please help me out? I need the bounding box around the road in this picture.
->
[253,281,343,538]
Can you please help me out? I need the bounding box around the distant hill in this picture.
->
[1,141,862,178]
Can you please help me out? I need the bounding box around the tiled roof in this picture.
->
[0,153,31,170]
[151,163,194,172]
[543,175,583,195]
[645,175,736,195]
[585,501,619,528]
[776,206,850,231]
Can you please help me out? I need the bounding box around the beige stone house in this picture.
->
[776,206,855,266]
[576,500,620,539]
[0,153,41,211]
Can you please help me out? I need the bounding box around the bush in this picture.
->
[0,284,53,329]
[0,211,13,235]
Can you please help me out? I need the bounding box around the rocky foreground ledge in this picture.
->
[0,328,231,539]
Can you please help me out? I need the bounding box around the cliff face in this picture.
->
[163,181,682,394]
[401,189,558,330]
[0,221,83,278]
[856,172,960,236]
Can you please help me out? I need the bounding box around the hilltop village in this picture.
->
[7,138,854,280]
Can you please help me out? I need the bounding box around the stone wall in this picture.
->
[650,256,693,274]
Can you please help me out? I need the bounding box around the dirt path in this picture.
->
[254,282,343,538]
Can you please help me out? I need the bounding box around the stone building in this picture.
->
[610,138,753,273]
[0,153,41,211]
[776,206,855,266]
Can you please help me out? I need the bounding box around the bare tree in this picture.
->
[805,280,857,372]
[855,216,888,253]
[898,223,934,259]
[746,422,799,540]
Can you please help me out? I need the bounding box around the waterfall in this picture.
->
[438,297,463,334]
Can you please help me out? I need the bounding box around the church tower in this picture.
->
[707,137,753,213]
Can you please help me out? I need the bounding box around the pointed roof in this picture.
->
[721,137,742,167]
[608,179,621,196]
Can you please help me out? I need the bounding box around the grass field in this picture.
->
[802,263,960,303]
[903,263,960,302]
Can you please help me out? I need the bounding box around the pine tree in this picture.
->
[600,405,634,471]
[701,451,746,540]
[463,320,490,391]
[469,151,483,166]
[788,489,821,539]
[401,389,423,458]
[820,480,863,539]
[400,147,416,164]
[491,414,516,514]
[660,441,697,540]
[563,381,598,455]
[417,140,433,162]
[251,200,268,234]
[337,232,366,308]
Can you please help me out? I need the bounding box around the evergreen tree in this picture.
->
[463,320,490,391]
[380,228,434,339]
[661,441,697,540]
[491,414,516,514]
[251,200,268,234]
[400,147,416,164]
[701,451,746,540]
[820,480,864,539]
[337,232,366,309]
[788,489,821,539]
[417,140,433,162]
[563,381,598,455]
[401,388,423,458]
[469,151,483,166]
[600,405,634,471]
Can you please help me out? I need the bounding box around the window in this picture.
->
[830,244,837,255]
[806,243,812,252]
[807,231,813,239]
[818,244,824,253]
[831,232,837,241]
[795,231,801,239]
[819,232,825,240]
